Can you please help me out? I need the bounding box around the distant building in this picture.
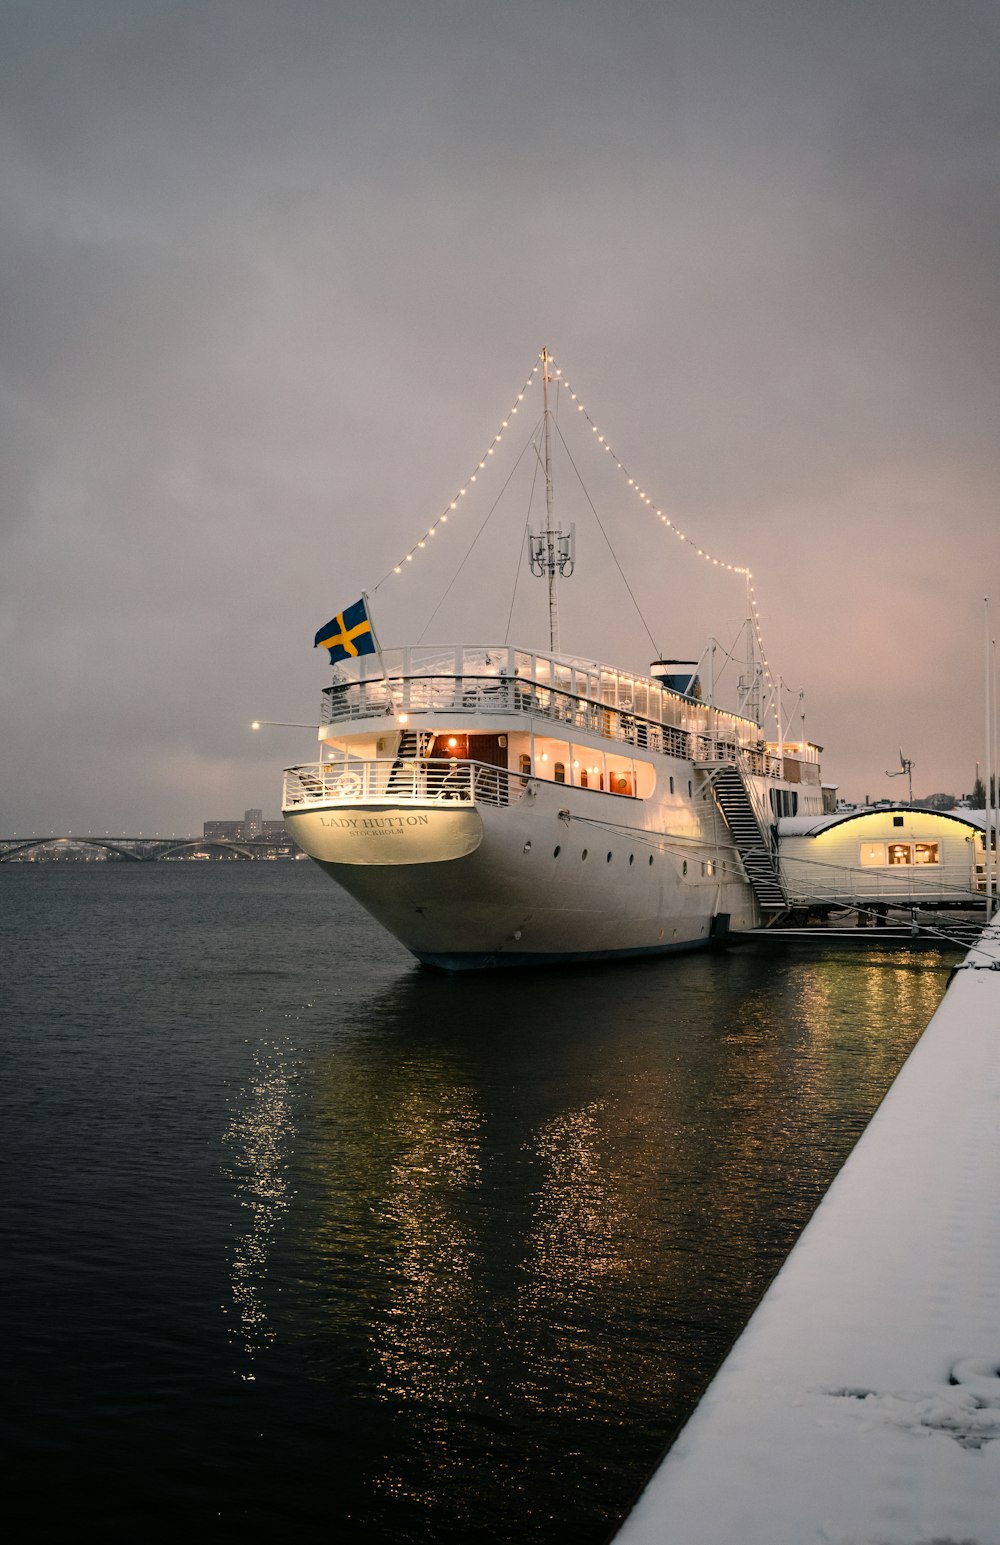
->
[203,809,286,842]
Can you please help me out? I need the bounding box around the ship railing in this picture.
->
[782,864,984,906]
[283,758,529,811]
[321,675,776,765]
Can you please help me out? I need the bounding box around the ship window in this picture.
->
[554,762,566,784]
[606,851,613,863]
[648,855,654,866]
[915,842,939,865]
[581,849,588,860]
[580,769,588,788]
[629,854,634,866]
[860,843,887,866]
[553,845,561,858]
[682,860,688,876]
[893,815,905,827]
[688,780,693,798]
[887,842,912,866]
[669,776,674,794]
[519,754,531,776]
[523,841,532,854]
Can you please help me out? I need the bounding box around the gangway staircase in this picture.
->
[386,730,429,794]
[699,758,788,914]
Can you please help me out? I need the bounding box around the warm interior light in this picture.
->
[447,737,458,748]
[399,713,409,724]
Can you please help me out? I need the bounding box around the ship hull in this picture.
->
[285,780,759,970]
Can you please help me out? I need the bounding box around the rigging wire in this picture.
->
[503,442,543,646]
[416,424,538,643]
[552,416,661,661]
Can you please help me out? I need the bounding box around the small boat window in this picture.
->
[519,754,531,776]
[554,762,566,784]
[887,843,912,866]
[580,769,588,788]
[915,842,939,865]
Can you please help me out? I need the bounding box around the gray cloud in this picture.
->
[2,0,998,835]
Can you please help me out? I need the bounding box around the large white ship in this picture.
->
[282,352,834,969]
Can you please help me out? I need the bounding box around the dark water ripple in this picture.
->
[0,863,952,1542]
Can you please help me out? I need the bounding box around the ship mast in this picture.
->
[529,346,575,654]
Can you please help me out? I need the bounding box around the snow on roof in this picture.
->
[614,917,1000,1545]
[778,806,989,838]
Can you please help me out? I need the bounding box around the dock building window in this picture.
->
[861,841,939,867]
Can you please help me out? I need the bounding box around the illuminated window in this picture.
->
[860,843,887,866]
[554,762,566,784]
[519,754,531,776]
[914,842,939,865]
[887,843,912,866]
[580,769,588,788]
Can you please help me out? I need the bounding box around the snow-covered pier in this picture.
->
[616,916,1000,1545]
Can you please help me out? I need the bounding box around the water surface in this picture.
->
[1,863,952,1542]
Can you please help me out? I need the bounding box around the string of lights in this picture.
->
[546,350,782,724]
[372,358,545,591]
[371,346,782,731]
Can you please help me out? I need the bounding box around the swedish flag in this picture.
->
[314,598,378,663]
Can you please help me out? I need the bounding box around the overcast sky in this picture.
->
[2,0,998,836]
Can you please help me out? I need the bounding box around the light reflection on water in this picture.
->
[287,945,951,1542]
[1,866,956,1545]
[222,1040,298,1378]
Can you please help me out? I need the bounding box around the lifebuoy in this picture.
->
[330,772,362,798]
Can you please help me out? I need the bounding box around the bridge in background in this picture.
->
[0,835,299,862]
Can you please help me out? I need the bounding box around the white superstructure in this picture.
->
[282,644,829,969]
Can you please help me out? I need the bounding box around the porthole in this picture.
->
[523,840,532,854]
[553,845,561,858]
[648,855,654,866]
[606,851,613,863]
[628,854,634,866]
[582,849,589,861]
[683,860,688,876]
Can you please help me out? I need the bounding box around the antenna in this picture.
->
[528,347,575,654]
[885,749,914,803]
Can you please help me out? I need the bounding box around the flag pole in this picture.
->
[362,590,396,715]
